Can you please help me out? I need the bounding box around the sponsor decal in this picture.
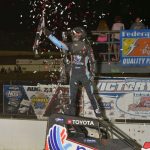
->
[55,118,64,123]
[46,124,96,150]
[6,90,22,98]
[73,55,84,65]
[83,139,97,144]
[67,119,94,126]
[99,102,112,109]
[141,142,150,150]
[67,119,72,124]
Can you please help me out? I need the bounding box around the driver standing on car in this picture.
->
[43,27,102,119]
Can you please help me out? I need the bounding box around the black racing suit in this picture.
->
[47,33,101,117]
[67,40,101,117]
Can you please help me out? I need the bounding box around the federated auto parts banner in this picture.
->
[120,29,150,66]
[92,77,150,120]
[3,84,69,119]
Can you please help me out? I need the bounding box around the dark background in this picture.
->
[0,0,149,50]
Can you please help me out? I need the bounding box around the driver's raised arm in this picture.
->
[44,27,69,52]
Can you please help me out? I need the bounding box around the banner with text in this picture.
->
[3,84,69,119]
[93,77,150,120]
[120,29,150,66]
[4,77,150,120]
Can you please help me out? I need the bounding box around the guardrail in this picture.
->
[91,30,121,62]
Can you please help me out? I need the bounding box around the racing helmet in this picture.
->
[71,27,87,41]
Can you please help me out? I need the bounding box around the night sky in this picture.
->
[0,0,149,32]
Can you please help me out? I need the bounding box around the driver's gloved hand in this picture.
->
[42,27,51,37]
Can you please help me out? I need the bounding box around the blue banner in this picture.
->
[120,29,150,66]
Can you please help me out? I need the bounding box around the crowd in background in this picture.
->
[92,16,147,62]
[0,16,148,63]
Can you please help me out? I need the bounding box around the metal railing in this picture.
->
[91,30,121,62]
